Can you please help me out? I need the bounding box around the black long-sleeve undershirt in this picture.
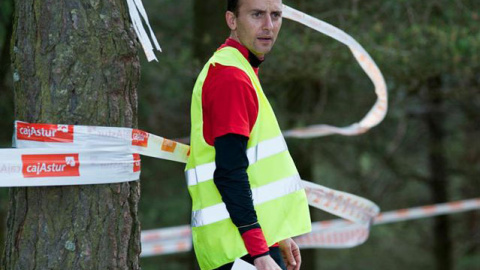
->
[213,133,261,234]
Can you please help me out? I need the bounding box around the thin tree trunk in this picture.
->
[424,76,452,270]
[288,139,317,270]
[0,0,15,142]
[0,17,12,87]
[193,0,228,63]
[189,3,226,269]
[0,0,14,256]
[2,0,141,269]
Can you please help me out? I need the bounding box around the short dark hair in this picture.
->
[227,0,240,15]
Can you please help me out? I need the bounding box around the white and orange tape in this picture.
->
[140,198,480,256]
[14,121,189,163]
[1,121,189,187]
[0,146,140,187]
[281,5,388,138]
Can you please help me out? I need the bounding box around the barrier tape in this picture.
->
[0,121,190,187]
[14,121,189,163]
[0,146,140,187]
[126,0,162,61]
[142,238,192,257]
[16,121,186,151]
[139,198,480,256]
[281,5,388,138]
[302,180,379,225]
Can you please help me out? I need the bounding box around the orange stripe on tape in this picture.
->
[397,209,409,217]
[449,201,463,210]
[153,245,164,253]
[421,205,436,214]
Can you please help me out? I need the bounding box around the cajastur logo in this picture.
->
[17,122,74,143]
[21,154,80,178]
[133,154,141,172]
[132,129,149,147]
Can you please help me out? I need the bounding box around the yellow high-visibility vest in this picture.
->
[186,46,311,270]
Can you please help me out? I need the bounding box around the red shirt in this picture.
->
[202,39,259,146]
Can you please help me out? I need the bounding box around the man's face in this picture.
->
[229,0,283,58]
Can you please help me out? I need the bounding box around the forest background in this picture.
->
[0,0,479,269]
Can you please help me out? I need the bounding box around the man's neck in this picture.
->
[223,38,264,68]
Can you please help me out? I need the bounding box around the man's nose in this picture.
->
[263,14,274,30]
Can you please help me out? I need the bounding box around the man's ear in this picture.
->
[225,11,237,31]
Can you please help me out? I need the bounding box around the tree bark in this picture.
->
[424,76,452,270]
[2,0,141,269]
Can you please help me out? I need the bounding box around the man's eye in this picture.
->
[272,13,281,19]
[253,12,262,18]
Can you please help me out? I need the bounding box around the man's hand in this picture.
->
[279,238,301,270]
[253,255,282,270]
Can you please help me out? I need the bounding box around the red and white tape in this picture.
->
[281,5,387,138]
[0,121,189,187]
[14,121,189,163]
[140,198,480,256]
[302,180,379,225]
[0,146,140,187]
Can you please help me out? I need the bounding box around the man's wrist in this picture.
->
[252,251,270,261]
[241,227,269,257]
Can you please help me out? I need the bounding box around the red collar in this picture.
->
[219,38,250,60]
[218,38,264,68]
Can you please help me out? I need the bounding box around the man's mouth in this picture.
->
[258,37,272,42]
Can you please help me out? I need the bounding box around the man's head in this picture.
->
[226,0,283,59]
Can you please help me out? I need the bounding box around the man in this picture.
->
[185,0,311,269]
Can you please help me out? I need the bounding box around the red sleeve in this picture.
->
[241,228,270,257]
[202,64,258,146]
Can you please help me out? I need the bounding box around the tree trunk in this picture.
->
[424,76,452,270]
[193,0,228,63]
[2,0,141,269]
[0,0,14,257]
[288,139,318,270]
[0,0,14,142]
[189,3,227,269]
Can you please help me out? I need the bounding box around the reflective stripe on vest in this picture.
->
[191,174,302,227]
[185,135,288,186]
